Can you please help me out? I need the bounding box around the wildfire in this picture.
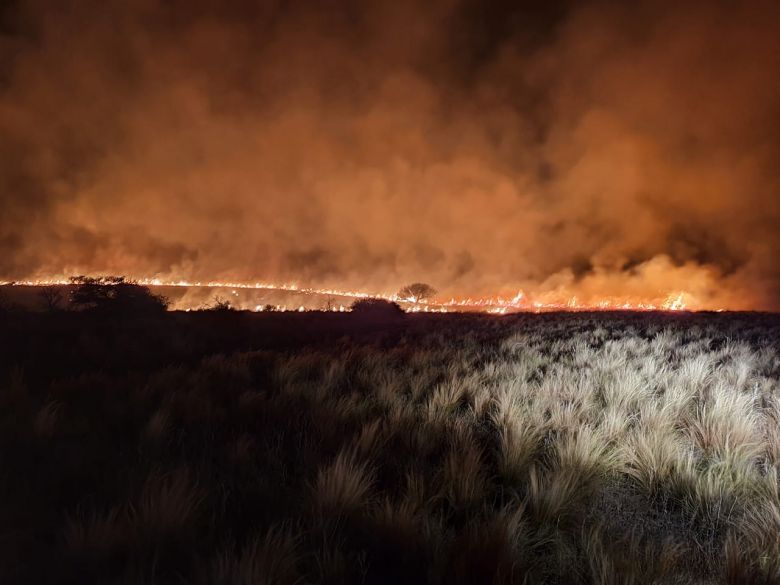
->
[0,276,701,312]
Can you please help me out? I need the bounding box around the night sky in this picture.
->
[1,0,779,309]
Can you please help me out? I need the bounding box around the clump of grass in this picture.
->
[131,468,205,544]
[761,399,780,468]
[622,423,693,497]
[141,408,169,445]
[367,495,445,579]
[526,464,588,528]
[685,382,762,468]
[726,479,780,583]
[64,506,127,562]
[211,524,301,585]
[33,400,62,438]
[584,525,686,585]
[724,532,780,585]
[312,449,374,516]
[440,422,486,511]
[492,388,543,484]
[555,426,618,481]
[354,418,385,457]
[446,503,528,583]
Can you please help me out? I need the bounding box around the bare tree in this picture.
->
[207,296,234,311]
[39,286,64,312]
[398,283,437,303]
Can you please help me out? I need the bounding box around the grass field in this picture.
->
[1,308,779,584]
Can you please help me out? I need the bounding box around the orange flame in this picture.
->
[0,276,702,312]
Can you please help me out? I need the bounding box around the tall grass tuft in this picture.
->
[211,524,301,585]
[312,449,374,516]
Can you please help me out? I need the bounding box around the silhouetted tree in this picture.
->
[207,296,235,311]
[69,276,168,314]
[39,286,64,312]
[398,283,437,303]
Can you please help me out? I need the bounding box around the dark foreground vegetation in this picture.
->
[1,301,780,584]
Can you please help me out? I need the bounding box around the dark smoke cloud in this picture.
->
[1,0,779,308]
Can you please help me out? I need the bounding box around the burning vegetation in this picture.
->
[1,276,695,313]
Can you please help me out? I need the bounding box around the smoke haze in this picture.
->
[1,0,779,309]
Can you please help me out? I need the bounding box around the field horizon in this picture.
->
[0,282,763,315]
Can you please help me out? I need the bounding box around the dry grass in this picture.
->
[2,311,780,583]
[312,449,375,515]
[211,524,302,585]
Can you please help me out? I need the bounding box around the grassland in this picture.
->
[1,308,779,584]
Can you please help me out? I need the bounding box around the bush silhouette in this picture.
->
[207,296,235,312]
[350,298,405,318]
[69,276,168,315]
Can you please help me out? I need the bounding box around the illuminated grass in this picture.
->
[1,311,779,582]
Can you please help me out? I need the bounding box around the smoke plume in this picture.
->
[1,0,779,309]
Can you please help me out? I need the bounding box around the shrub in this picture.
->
[69,275,168,314]
[349,298,405,318]
[207,296,235,311]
